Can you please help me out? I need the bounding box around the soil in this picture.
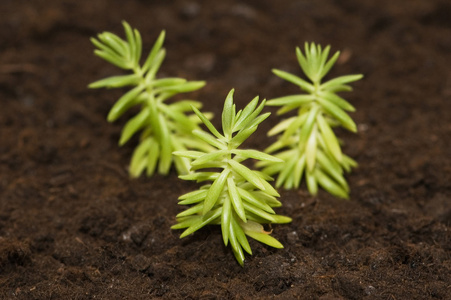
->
[1,0,450,299]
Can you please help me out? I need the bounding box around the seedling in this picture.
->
[258,43,362,198]
[172,89,291,266]
[89,21,211,177]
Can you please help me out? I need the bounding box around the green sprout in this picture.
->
[89,21,212,177]
[258,43,363,199]
[172,89,291,266]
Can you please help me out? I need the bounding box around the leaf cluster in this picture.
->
[172,90,291,265]
[258,43,362,198]
[89,21,211,177]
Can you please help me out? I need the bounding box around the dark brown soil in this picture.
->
[1,0,450,299]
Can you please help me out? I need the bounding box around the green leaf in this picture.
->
[91,37,112,54]
[133,28,142,65]
[93,49,129,69]
[245,112,271,130]
[158,81,205,94]
[145,49,166,82]
[157,114,172,175]
[266,94,314,107]
[281,112,307,142]
[171,215,200,230]
[252,190,281,207]
[298,106,319,147]
[178,189,208,205]
[267,116,296,137]
[320,50,340,79]
[179,208,222,238]
[229,125,258,147]
[169,100,203,112]
[274,152,295,188]
[236,187,275,214]
[146,138,160,176]
[190,161,226,171]
[152,77,186,87]
[305,125,318,172]
[228,159,264,190]
[316,150,348,191]
[342,155,358,172]
[107,85,145,121]
[232,217,251,255]
[222,89,235,138]
[173,150,204,159]
[306,169,318,196]
[301,43,318,82]
[120,21,142,66]
[228,220,245,266]
[254,177,280,197]
[321,74,363,91]
[191,150,228,166]
[221,196,231,245]
[227,178,246,223]
[231,149,282,163]
[119,107,150,145]
[97,32,128,57]
[142,30,166,73]
[295,46,309,80]
[315,168,349,199]
[171,139,191,176]
[316,97,357,132]
[272,215,292,224]
[191,106,223,139]
[245,231,283,249]
[233,96,259,131]
[193,130,226,150]
[242,202,275,223]
[272,69,314,93]
[317,113,342,162]
[293,154,306,189]
[158,103,197,132]
[203,169,230,215]
[318,91,355,112]
[263,139,287,154]
[327,84,353,93]
[179,172,219,182]
[176,203,204,218]
[122,21,136,63]
[245,98,266,125]
[89,74,141,89]
[129,138,152,177]
[317,45,331,80]
[179,137,215,153]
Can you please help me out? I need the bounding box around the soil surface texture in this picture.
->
[1,0,451,299]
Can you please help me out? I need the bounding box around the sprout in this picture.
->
[89,21,212,177]
[259,43,362,199]
[172,89,291,266]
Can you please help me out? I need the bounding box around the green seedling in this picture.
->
[89,21,212,177]
[258,43,362,198]
[172,89,291,266]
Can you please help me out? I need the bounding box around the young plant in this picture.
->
[172,89,291,266]
[258,43,362,199]
[89,21,212,177]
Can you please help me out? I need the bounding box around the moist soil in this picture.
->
[1,0,450,299]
